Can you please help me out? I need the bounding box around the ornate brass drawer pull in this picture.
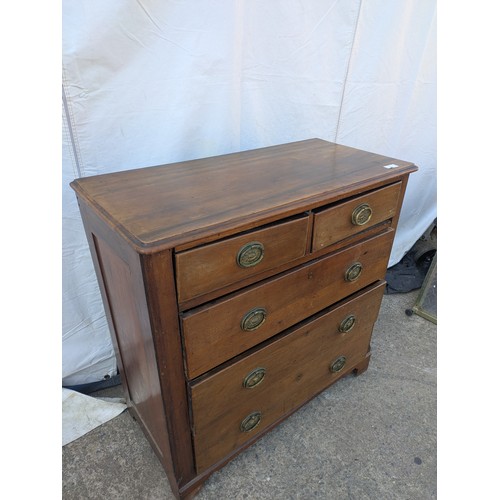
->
[241,307,267,331]
[330,356,347,373]
[339,314,356,333]
[243,367,266,389]
[237,241,264,268]
[351,203,373,226]
[240,411,262,432]
[345,262,363,282]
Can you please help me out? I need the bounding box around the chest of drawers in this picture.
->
[71,139,417,499]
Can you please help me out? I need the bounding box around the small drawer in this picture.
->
[312,182,401,252]
[175,216,309,304]
[190,281,386,472]
[181,229,394,379]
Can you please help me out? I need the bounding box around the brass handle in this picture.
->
[339,314,356,333]
[241,307,267,331]
[345,262,363,282]
[237,241,264,268]
[352,203,373,226]
[330,356,347,373]
[240,411,262,432]
[243,367,266,389]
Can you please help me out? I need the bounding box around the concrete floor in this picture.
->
[62,289,436,499]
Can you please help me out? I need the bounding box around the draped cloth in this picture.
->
[62,0,436,385]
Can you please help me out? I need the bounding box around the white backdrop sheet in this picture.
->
[62,0,436,385]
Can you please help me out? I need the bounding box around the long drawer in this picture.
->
[181,229,394,379]
[190,281,386,472]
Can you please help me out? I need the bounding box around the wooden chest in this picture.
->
[71,139,417,498]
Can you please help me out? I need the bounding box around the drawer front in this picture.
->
[312,182,401,252]
[190,281,386,472]
[182,229,394,379]
[175,216,309,303]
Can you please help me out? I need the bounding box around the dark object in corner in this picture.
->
[63,373,122,395]
[385,219,436,294]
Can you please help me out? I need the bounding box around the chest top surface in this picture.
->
[70,139,416,251]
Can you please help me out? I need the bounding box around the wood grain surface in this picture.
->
[190,281,386,472]
[182,229,394,379]
[71,139,418,499]
[175,216,309,303]
[312,181,402,251]
[70,139,416,251]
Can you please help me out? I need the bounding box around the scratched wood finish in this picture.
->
[141,249,197,484]
[70,139,416,252]
[312,181,402,252]
[93,235,174,475]
[70,139,418,499]
[178,219,390,312]
[181,229,394,379]
[190,281,386,472]
[175,216,309,304]
[75,198,195,497]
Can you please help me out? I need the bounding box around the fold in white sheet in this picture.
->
[62,388,127,446]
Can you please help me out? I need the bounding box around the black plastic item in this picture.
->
[385,219,437,294]
[385,251,435,294]
[63,373,122,395]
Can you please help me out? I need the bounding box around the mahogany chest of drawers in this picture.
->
[71,139,417,499]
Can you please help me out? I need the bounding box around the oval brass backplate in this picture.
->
[339,314,356,333]
[345,262,363,282]
[241,307,267,331]
[351,203,373,226]
[237,241,264,268]
[243,367,266,389]
[330,356,347,373]
[240,411,262,432]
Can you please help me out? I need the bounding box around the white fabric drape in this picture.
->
[62,0,436,385]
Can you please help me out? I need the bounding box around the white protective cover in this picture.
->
[62,0,436,385]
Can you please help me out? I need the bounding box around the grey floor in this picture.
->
[62,289,436,500]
